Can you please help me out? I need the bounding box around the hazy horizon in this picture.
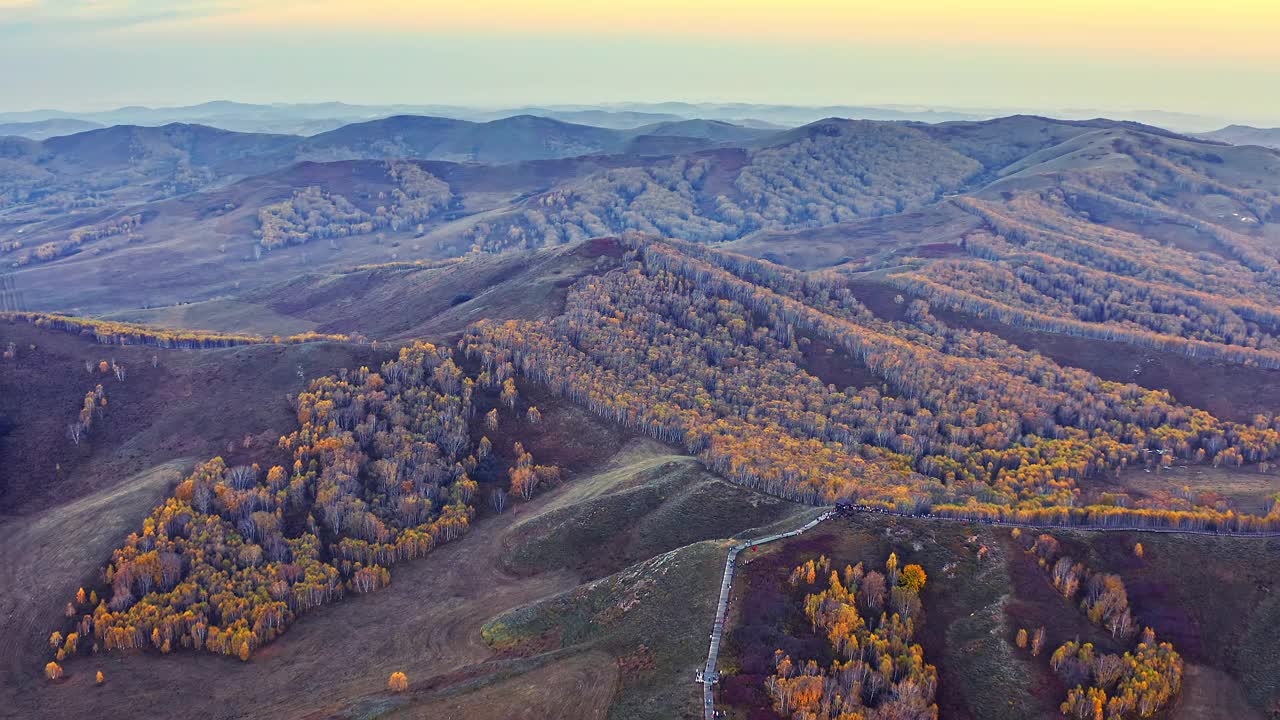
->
[0,96,1256,123]
[1,1,1278,127]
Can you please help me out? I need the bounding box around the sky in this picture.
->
[1,0,1278,125]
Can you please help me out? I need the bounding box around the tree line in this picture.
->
[51,342,494,664]
[3,311,357,348]
[883,159,1280,368]
[460,236,1280,529]
[6,214,144,268]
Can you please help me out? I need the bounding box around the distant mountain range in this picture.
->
[0,100,1249,138]
[1,110,1258,318]
[282,114,772,163]
[0,115,777,219]
[0,101,769,136]
[1197,124,1280,150]
[0,119,105,140]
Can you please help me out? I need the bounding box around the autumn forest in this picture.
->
[5,109,1280,720]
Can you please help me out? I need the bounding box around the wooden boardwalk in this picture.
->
[700,511,833,719]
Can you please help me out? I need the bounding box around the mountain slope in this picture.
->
[1199,124,1280,150]
[464,118,984,251]
[7,114,1278,330]
[289,114,764,164]
[0,123,301,226]
[0,119,105,140]
[630,118,773,142]
[39,123,299,177]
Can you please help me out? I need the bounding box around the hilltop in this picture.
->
[1200,124,1280,150]
[3,115,983,311]
[288,114,767,164]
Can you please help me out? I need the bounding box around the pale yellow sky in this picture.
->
[170,0,1280,59]
[1,0,1277,123]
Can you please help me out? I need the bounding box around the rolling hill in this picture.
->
[6,107,1280,720]
[291,114,626,163]
[1200,124,1280,150]
[0,119,105,140]
[287,114,771,164]
[0,113,772,283]
[0,122,300,228]
[6,112,1278,331]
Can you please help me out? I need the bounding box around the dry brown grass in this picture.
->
[384,650,618,720]
[104,239,625,341]
[0,459,188,707]
[0,320,386,514]
[2,416,736,720]
[1093,464,1280,515]
[1172,664,1262,720]
[2,451,595,719]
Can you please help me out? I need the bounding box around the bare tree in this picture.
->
[490,487,508,514]
[226,465,258,490]
[192,483,213,514]
[858,571,886,612]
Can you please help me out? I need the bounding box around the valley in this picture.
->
[5,105,1280,720]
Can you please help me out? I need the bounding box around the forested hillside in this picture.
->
[463,120,983,251]
[883,131,1280,367]
[464,235,1280,529]
[7,111,1280,720]
[8,114,1271,333]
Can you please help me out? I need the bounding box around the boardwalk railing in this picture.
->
[700,510,833,719]
[841,504,1280,538]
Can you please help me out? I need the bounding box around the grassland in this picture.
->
[717,515,1280,719]
[500,440,809,580]
[481,541,728,720]
[5,113,1280,719]
[8,314,1280,719]
[103,238,625,341]
[1091,464,1280,516]
[0,324,809,720]
[379,650,619,720]
[0,319,388,515]
[467,439,811,720]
